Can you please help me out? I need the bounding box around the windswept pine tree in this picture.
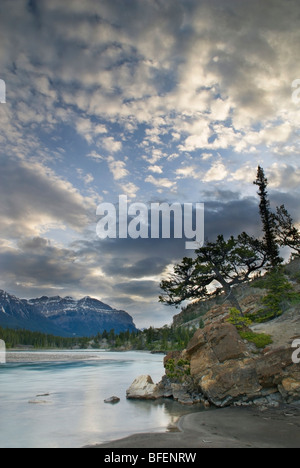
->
[160,233,268,315]
[273,205,300,257]
[253,166,282,267]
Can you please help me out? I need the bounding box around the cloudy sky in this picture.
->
[0,0,300,328]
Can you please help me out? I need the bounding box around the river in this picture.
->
[0,350,202,448]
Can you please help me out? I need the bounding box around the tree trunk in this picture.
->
[225,288,244,316]
[213,267,244,316]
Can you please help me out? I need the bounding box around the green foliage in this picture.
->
[239,331,273,349]
[227,308,252,329]
[0,326,88,349]
[174,301,212,326]
[290,271,300,284]
[0,324,196,353]
[199,318,205,329]
[96,324,196,352]
[251,269,300,322]
[227,308,272,349]
[165,358,191,381]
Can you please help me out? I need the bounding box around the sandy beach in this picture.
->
[91,405,300,449]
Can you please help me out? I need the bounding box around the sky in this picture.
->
[0,0,300,328]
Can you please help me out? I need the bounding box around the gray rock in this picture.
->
[104,396,120,404]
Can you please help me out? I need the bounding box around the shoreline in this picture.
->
[89,404,300,449]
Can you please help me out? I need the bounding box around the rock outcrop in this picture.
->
[160,321,300,407]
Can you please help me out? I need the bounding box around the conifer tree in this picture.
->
[253,166,282,267]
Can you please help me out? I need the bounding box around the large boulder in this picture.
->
[199,358,262,407]
[186,323,248,378]
[126,375,159,400]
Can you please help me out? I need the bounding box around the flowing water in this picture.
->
[0,350,202,448]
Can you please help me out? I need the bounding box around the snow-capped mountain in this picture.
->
[0,290,137,337]
[0,290,68,336]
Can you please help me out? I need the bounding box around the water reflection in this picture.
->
[127,398,205,432]
[0,350,206,448]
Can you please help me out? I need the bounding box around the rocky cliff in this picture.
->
[127,262,300,408]
[160,294,300,407]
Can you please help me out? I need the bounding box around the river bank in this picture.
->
[90,404,300,448]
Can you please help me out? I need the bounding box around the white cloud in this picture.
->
[202,160,228,183]
[202,153,214,161]
[167,153,180,161]
[120,182,139,199]
[268,163,300,189]
[235,122,292,153]
[144,149,167,165]
[148,165,163,174]
[77,169,94,185]
[231,164,257,185]
[175,166,198,179]
[94,124,108,135]
[4,0,297,162]
[86,151,104,162]
[107,156,129,181]
[178,120,212,152]
[210,98,231,121]
[75,117,97,145]
[145,174,176,190]
[102,137,123,153]
[209,125,239,150]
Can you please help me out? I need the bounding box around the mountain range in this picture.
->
[0,290,137,337]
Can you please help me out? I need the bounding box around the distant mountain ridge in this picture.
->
[0,290,137,337]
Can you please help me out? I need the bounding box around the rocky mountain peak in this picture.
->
[0,290,137,337]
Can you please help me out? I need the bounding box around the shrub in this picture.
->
[227,308,272,349]
[251,269,300,322]
[227,308,252,329]
[165,358,190,381]
[199,318,205,329]
[239,331,273,349]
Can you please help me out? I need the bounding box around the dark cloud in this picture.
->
[269,191,300,223]
[205,198,261,240]
[0,243,81,287]
[102,255,170,279]
[115,280,160,299]
[0,155,95,238]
